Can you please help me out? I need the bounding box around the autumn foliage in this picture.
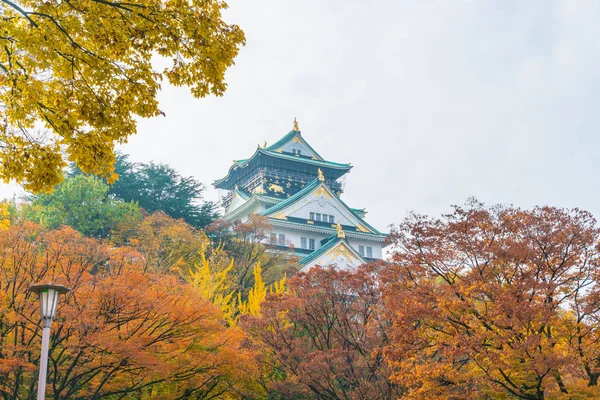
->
[0,223,257,399]
[1,0,245,193]
[4,195,600,399]
[242,266,402,399]
[383,201,600,399]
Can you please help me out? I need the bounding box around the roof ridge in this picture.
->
[265,130,297,151]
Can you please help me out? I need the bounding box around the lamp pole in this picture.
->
[29,284,71,400]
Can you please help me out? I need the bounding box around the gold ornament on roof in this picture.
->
[336,223,345,238]
[269,183,284,194]
[293,117,300,132]
[263,141,267,148]
[317,168,324,181]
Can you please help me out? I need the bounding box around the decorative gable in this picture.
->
[226,190,249,215]
[277,140,319,159]
[267,132,324,161]
[266,182,376,234]
[301,241,364,271]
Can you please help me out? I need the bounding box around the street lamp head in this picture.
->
[29,284,71,327]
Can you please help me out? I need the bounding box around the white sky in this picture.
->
[3,0,600,232]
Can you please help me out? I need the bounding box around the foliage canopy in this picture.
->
[25,174,141,238]
[106,154,219,229]
[0,222,258,399]
[0,0,245,193]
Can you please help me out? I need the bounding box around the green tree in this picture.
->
[108,154,219,228]
[0,0,245,193]
[25,175,141,238]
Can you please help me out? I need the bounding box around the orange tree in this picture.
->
[0,222,257,399]
[241,265,402,399]
[126,210,210,274]
[382,200,600,399]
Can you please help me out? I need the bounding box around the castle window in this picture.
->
[316,213,322,221]
[359,246,365,256]
[366,247,372,258]
[278,234,285,246]
[309,238,315,250]
[292,149,302,155]
[301,237,307,248]
[328,215,335,223]
[310,212,315,220]
[270,233,277,244]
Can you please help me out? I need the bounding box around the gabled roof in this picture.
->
[265,130,325,161]
[350,208,367,218]
[224,192,280,221]
[299,234,366,267]
[261,178,384,236]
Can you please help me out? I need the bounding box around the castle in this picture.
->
[214,120,387,269]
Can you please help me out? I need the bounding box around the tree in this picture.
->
[0,222,259,399]
[242,265,402,399]
[129,210,210,273]
[107,154,219,229]
[24,174,141,239]
[0,202,8,229]
[383,200,600,399]
[0,0,245,193]
[188,256,286,326]
[207,215,298,293]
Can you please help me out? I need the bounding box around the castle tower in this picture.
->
[213,120,387,270]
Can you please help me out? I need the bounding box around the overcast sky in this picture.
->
[3,0,600,232]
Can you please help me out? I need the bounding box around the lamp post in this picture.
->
[29,284,71,400]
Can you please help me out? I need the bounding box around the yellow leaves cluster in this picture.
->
[0,202,9,230]
[238,263,267,316]
[188,257,286,326]
[1,0,245,192]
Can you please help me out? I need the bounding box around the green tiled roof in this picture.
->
[234,187,250,201]
[265,130,297,151]
[255,194,282,203]
[214,148,351,187]
[350,207,367,217]
[261,148,350,168]
[299,234,366,266]
[299,234,338,266]
[268,218,388,239]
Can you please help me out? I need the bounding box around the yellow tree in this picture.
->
[0,0,245,192]
[238,263,267,316]
[0,202,8,229]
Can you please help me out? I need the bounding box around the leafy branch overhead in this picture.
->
[0,0,245,192]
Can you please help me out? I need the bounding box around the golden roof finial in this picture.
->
[317,168,324,181]
[263,141,267,148]
[234,184,238,191]
[293,117,300,132]
[336,223,345,238]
